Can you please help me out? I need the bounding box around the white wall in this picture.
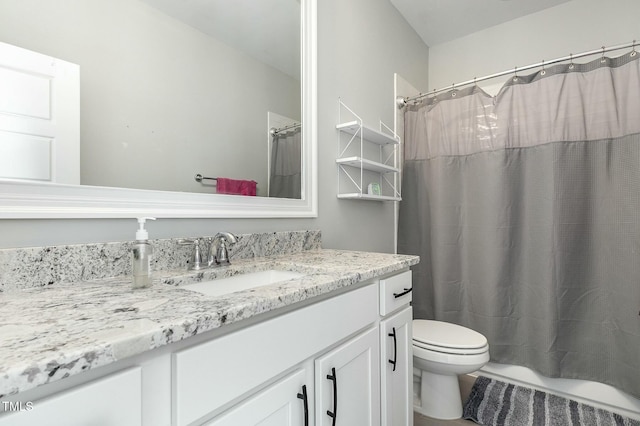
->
[314,0,429,252]
[429,0,640,94]
[0,0,429,251]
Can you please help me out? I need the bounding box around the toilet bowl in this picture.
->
[413,320,489,420]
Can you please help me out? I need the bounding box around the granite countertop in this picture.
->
[0,249,418,398]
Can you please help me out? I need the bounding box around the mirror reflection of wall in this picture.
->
[0,0,301,198]
[267,112,301,199]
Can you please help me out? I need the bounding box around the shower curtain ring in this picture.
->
[513,66,518,82]
[540,60,546,76]
[631,40,637,57]
[601,46,607,63]
[569,53,575,70]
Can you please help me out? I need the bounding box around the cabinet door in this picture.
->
[204,368,311,426]
[380,307,413,426]
[0,367,142,426]
[315,326,380,426]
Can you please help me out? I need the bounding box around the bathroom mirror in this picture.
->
[0,0,317,218]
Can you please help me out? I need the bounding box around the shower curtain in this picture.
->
[398,52,640,397]
[269,126,302,199]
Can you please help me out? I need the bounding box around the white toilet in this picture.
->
[412,319,490,420]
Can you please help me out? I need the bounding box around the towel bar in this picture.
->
[195,174,217,183]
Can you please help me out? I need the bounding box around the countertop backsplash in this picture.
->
[0,230,322,292]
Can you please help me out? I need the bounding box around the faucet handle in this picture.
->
[216,239,230,265]
[178,238,204,270]
[212,232,238,265]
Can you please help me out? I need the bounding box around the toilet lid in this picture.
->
[413,320,488,351]
[413,339,489,355]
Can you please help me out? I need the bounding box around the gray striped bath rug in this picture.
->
[463,376,640,425]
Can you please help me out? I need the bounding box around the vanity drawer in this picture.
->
[379,270,412,316]
[173,283,378,426]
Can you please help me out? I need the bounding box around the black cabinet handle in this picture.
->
[326,367,337,426]
[297,384,309,426]
[393,287,413,298]
[388,327,397,372]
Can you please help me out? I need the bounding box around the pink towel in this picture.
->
[217,178,257,196]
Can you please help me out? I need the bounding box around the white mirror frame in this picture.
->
[0,0,317,219]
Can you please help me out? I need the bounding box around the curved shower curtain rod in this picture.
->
[270,122,301,135]
[397,39,638,108]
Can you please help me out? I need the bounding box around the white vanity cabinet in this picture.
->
[381,307,413,426]
[0,367,142,426]
[315,326,380,426]
[379,271,414,426]
[0,268,415,426]
[176,282,379,425]
[202,325,382,426]
[203,368,312,426]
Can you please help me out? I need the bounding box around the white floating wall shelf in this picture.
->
[336,99,401,201]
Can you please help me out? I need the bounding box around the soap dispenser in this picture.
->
[132,217,156,289]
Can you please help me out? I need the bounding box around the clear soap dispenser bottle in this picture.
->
[132,217,156,289]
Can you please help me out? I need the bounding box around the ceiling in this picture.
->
[140,0,300,79]
[390,0,572,47]
[139,0,572,75]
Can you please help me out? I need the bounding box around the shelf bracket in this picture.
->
[339,165,363,192]
[339,128,360,158]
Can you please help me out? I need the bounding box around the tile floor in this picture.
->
[414,374,478,426]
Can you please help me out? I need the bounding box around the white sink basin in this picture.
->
[181,269,305,297]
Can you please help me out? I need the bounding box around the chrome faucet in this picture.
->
[179,233,238,270]
[208,232,238,266]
